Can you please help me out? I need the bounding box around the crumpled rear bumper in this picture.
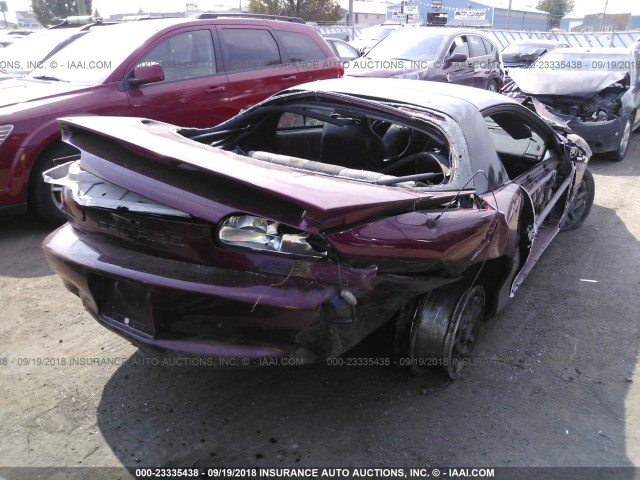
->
[43,224,367,363]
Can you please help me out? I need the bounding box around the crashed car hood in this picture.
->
[58,116,456,233]
[508,68,628,97]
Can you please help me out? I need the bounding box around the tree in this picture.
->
[248,0,342,23]
[536,0,574,28]
[31,0,93,26]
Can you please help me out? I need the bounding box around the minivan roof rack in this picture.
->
[196,12,306,24]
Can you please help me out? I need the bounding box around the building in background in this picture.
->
[561,12,640,32]
[385,0,549,30]
[339,0,389,25]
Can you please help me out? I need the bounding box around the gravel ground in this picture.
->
[1,137,639,479]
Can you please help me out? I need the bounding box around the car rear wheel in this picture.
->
[409,285,485,379]
[608,116,632,162]
[30,144,78,225]
[486,79,498,92]
[560,168,595,232]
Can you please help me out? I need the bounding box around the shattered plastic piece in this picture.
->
[340,289,357,306]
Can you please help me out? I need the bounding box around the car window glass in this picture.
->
[482,38,494,54]
[139,30,216,82]
[334,41,359,60]
[219,28,281,71]
[278,30,326,62]
[633,47,640,85]
[365,30,447,62]
[484,113,550,179]
[28,24,159,84]
[449,36,469,57]
[277,112,324,129]
[468,35,487,58]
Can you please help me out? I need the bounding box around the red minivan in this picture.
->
[0,17,342,222]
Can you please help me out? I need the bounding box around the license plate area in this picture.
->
[100,276,154,337]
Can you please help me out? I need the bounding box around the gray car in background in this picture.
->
[346,27,504,91]
[504,45,640,161]
[501,39,569,83]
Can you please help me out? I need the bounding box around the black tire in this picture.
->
[607,116,633,162]
[486,79,498,93]
[29,144,78,225]
[409,285,485,379]
[560,168,595,232]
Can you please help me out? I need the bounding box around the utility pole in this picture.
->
[599,0,609,31]
[0,1,7,27]
[505,0,512,29]
[77,0,88,16]
[348,0,353,25]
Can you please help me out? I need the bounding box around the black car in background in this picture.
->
[346,28,504,91]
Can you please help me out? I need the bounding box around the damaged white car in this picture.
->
[503,46,640,161]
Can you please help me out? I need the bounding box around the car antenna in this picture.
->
[426,170,498,229]
[426,170,501,293]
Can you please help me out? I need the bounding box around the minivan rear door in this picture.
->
[217,26,302,114]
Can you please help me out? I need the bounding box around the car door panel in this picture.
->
[443,36,473,86]
[126,28,233,127]
[483,107,574,295]
[467,35,489,89]
[218,26,299,114]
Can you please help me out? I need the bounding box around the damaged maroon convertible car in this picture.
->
[43,78,594,378]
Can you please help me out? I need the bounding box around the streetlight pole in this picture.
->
[506,0,512,29]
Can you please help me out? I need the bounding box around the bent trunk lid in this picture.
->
[58,116,453,233]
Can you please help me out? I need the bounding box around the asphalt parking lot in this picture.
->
[1,137,639,477]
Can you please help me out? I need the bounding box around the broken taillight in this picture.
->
[218,215,327,258]
[61,186,85,221]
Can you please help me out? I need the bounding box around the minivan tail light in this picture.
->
[337,62,344,77]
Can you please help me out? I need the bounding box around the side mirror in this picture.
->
[445,52,468,64]
[129,62,164,86]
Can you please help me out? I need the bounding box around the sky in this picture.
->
[2,0,639,23]
[2,0,243,22]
